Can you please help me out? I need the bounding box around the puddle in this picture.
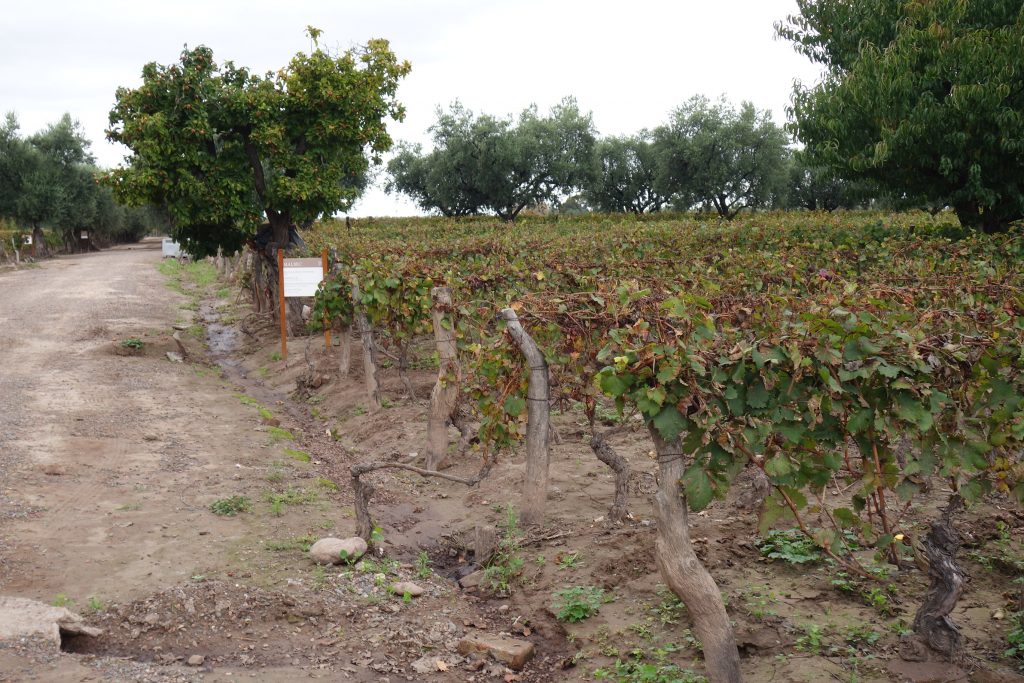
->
[199,302,241,369]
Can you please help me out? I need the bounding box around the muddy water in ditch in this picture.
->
[201,302,242,364]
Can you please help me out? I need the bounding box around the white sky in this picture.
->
[1,0,823,217]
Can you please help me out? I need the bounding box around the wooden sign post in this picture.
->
[278,248,331,361]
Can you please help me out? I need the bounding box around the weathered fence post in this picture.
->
[425,287,460,470]
[352,277,382,413]
[498,308,550,527]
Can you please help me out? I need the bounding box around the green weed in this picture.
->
[209,496,251,516]
[551,585,604,622]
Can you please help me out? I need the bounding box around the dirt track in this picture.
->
[0,240,288,679]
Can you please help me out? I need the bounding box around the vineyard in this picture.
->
[290,211,1024,681]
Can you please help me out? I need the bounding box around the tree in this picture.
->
[654,96,789,219]
[106,30,410,256]
[779,0,1024,233]
[386,98,596,221]
[583,133,671,214]
[785,150,870,212]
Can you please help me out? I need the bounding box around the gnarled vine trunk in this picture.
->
[425,287,460,470]
[912,494,965,661]
[648,428,742,683]
[499,308,550,527]
[352,277,383,413]
[589,420,631,523]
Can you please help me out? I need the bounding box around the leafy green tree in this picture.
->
[653,96,790,218]
[780,0,1024,233]
[785,150,870,211]
[583,133,670,214]
[387,98,595,221]
[106,30,410,256]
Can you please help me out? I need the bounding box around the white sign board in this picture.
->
[161,238,181,258]
[81,231,89,240]
[282,258,324,297]
[22,234,32,245]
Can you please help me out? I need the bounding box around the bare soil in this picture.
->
[0,239,1021,682]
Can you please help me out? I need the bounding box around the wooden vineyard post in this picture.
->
[425,287,460,470]
[499,307,550,527]
[322,249,331,351]
[277,248,287,361]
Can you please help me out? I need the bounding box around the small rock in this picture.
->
[410,655,435,674]
[458,570,485,590]
[187,654,205,667]
[309,537,367,565]
[457,634,534,670]
[166,351,184,363]
[42,464,65,476]
[390,582,424,597]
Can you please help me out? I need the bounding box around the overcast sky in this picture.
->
[1,0,823,216]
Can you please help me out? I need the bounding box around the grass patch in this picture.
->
[265,534,318,553]
[315,477,339,491]
[266,488,318,516]
[120,337,144,350]
[284,448,311,462]
[268,426,295,442]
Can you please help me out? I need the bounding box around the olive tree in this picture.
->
[583,133,671,214]
[779,0,1024,232]
[653,96,789,218]
[386,98,595,221]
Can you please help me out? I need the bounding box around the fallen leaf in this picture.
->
[436,660,448,672]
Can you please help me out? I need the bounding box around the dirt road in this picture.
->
[0,241,371,681]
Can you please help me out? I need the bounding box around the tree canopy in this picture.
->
[106,30,410,256]
[653,96,790,218]
[780,0,1024,232]
[0,112,148,250]
[386,98,595,221]
[583,133,670,214]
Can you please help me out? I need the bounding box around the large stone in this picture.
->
[457,633,534,670]
[309,537,367,565]
[0,596,102,648]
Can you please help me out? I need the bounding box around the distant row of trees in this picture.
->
[0,113,153,255]
[385,96,872,220]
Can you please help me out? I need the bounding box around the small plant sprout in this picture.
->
[552,585,604,622]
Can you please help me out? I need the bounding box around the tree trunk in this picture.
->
[648,427,742,683]
[590,421,631,523]
[499,308,550,527]
[352,473,376,544]
[338,325,352,378]
[913,494,965,661]
[352,278,383,413]
[426,287,460,471]
[31,226,46,258]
